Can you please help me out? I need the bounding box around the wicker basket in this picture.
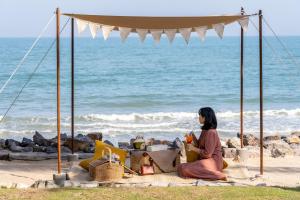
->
[89,147,124,182]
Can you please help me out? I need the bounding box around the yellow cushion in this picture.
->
[79,157,94,171]
[93,140,127,166]
[78,140,128,171]
[223,160,229,169]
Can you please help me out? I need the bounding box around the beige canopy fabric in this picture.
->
[63,13,250,43]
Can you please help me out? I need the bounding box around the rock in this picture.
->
[264,135,281,142]
[264,140,294,157]
[32,145,47,152]
[83,146,95,153]
[87,132,103,141]
[118,142,131,150]
[9,152,49,161]
[291,131,300,138]
[0,150,9,160]
[286,135,300,144]
[226,137,240,148]
[0,139,5,149]
[222,147,237,158]
[62,146,72,153]
[271,148,285,158]
[21,137,35,147]
[237,133,259,146]
[46,146,57,154]
[5,139,20,148]
[33,131,50,146]
[64,138,91,152]
[9,143,33,152]
[104,140,114,147]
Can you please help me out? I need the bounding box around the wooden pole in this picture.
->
[259,10,264,175]
[71,18,75,154]
[56,7,61,174]
[240,7,244,148]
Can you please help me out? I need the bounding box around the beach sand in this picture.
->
[0,156,299,188]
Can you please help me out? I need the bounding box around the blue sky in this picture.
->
[0,0,299,37]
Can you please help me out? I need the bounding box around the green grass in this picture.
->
[0,186,299,200]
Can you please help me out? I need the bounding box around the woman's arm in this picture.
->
[188,130,217,159]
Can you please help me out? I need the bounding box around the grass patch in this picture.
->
[0,186,299,200]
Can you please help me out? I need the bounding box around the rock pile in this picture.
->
[222,132,300,158]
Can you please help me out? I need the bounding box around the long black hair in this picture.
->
[198,107,217,130]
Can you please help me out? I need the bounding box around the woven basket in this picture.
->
[89,147,124,182]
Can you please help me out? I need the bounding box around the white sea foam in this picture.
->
[0,108,299,140]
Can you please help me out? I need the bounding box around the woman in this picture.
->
[178,107,226,180]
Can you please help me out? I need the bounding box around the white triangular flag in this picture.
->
[238,17,249,32]
[76,19,88,34]
[150,29,163,44]
[136,29,148,42]
[213,23,225,39]
[119,27,131,42]
[179,28,192,44]
[89,23,99,38]
[102,25,114,40]
[195,26,207,42]
[164,29,177,43]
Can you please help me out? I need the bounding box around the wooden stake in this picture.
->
[259,10,264,175]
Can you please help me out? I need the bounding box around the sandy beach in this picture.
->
[0,155,299,188]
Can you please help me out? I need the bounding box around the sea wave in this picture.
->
[0,108,299,140]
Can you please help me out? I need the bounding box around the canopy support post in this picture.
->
[56,7,61,174]
[259,10,264,175]
[240,7,244,148]
[71,18,75,154]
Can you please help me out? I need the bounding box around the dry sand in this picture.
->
[0,156,299,188]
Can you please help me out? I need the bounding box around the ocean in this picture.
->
[0,36,299,144]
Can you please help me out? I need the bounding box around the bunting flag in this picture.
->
[119,27,131,42]
[151,30,163,44]
[213,23,225,39]
[89,23,99,38]
[164,29,177,43]
[238,17,249,32]
[74,16,250,43]
[76,19,88,34]
[136,29,148,42]
[102,25,114,40]
[179,28,192,44]
[195,26,207,42]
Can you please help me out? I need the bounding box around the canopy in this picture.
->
[63,13,250,43]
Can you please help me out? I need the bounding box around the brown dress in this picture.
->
[178,129,226,180]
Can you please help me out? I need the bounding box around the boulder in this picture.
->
[21,137,35,147]
[33,131,50,146]
[32,145,47,152]
[0,139,5,149]
[237,133,259,146]
[104,140,114,147]
[46,146,57,154]
[64,138,91,152]
[62,146,72,153]
[9,143,33,152]
[286,135,300,144]
[222,147,236,158]
[263,135,281,142]
[5,139,20,148]
[0,150,9,160]
[87,132,103,141]
[118,142,131,150]
[291,131,300,138]
[83,146,95,153]
[226,137,240,148]
[264,140,294,157]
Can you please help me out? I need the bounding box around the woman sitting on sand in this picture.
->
[177,107,226,180]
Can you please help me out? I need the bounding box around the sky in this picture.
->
[0,0,299,37]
